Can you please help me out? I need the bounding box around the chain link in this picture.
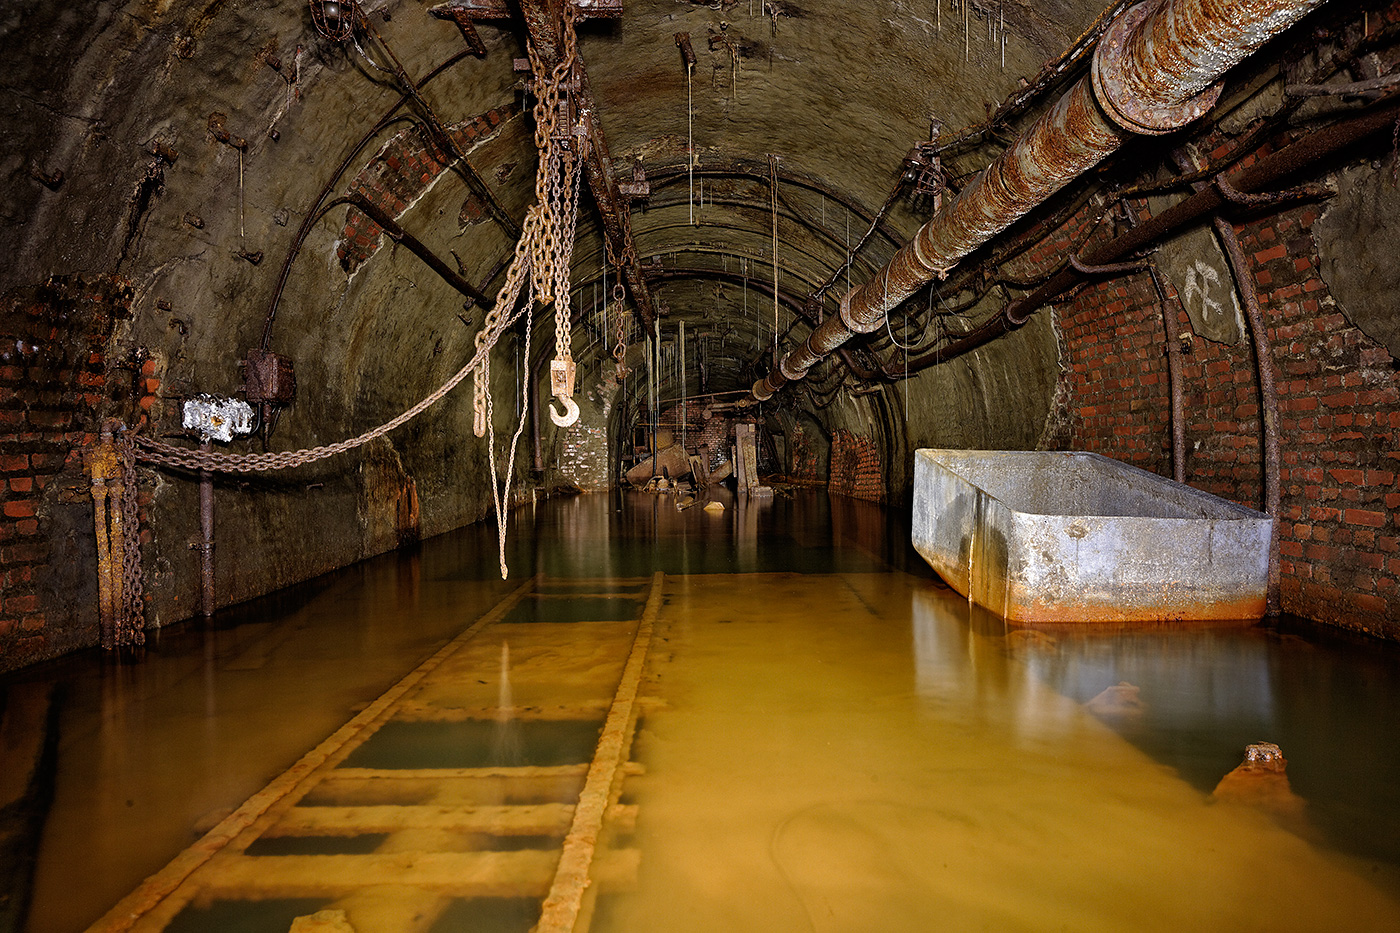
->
[135,5,585,477]
[611,282,628,376]
[117,435,146,645]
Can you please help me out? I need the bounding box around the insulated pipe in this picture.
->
[753,0,1327,401]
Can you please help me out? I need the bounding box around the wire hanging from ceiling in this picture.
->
[769,154,780,354]
[688,59,696,225]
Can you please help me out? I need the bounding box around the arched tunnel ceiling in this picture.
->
[0,0,1198,476]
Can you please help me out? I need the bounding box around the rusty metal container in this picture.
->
[913,449,1273,623]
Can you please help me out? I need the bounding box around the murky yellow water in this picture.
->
[610,571,1400,931]
[4,491,1400,932]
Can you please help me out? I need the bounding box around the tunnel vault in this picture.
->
[2,0,1399,666]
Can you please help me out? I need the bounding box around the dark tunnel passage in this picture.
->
[3,0,1400,928]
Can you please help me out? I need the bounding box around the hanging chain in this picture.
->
[130,5,588,585]
[602,238,631,380]
[117,434,145,645]
[611,283,629,377]
[135,3,585,474]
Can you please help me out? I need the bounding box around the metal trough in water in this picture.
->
[913,450,1273,623]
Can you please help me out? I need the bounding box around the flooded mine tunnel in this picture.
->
[3,0,1400,930]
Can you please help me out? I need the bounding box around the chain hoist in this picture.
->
[132,2,591,584]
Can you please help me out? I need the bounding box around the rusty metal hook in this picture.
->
[549,394,580,427]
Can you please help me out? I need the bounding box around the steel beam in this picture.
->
[753,0,1328,400]
[516,0,659,332]
[348,191,495,308]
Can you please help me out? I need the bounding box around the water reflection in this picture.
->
[2,490,1399,933]
[1010,621,1400,871]
[492,640,523,767]
[912,582,1400,875]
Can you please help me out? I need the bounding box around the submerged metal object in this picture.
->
[912,449,1273,622]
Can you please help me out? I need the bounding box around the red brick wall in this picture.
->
[336,104,518,274]
[1058,196,1400,637]
[828,429,884,502]
[0,275,158,669]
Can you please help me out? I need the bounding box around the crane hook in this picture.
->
[549,394,580,427]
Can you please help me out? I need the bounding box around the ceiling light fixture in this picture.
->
[310,0,356,42]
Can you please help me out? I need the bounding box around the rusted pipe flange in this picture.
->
[751,377,775,401]
[1091,2,1224,136]
[779,354,809,383]
[838,289,881,335]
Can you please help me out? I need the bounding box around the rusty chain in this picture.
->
[602,221,631,379]
[117,435,146,644]
[611,282,628,377]
[136,3,584,476]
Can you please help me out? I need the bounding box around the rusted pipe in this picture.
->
[1168,142,1282,614]
[753,0,1327,401]
[1069,253,1149,276]
[1214,214,1282,616]
[347,191,494,307]
[1149,264,1188,483]
[935,0,1138,158]
[896,93,1400,374]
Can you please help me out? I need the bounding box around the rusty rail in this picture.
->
[753,0,1329,401]
[536,571,662,931]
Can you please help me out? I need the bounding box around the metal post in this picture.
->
[649,330,658,476]
[199,443,215,619]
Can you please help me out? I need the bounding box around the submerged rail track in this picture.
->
[89,572,664,933]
